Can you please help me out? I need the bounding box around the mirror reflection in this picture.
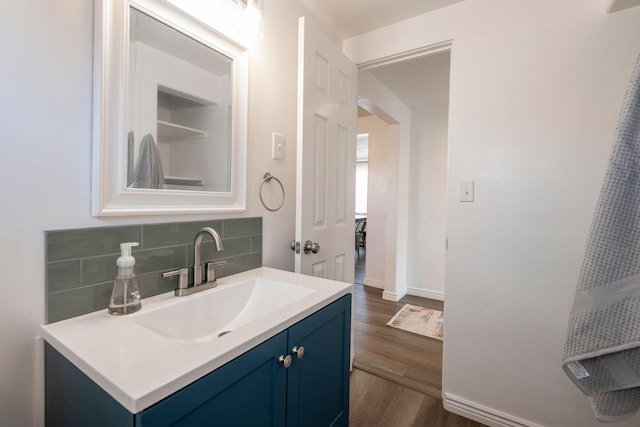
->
[128,7,233,192]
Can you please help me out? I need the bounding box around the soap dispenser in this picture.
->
[108,242,141,315]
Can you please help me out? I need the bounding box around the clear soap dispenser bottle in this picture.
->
[108,242,141,315]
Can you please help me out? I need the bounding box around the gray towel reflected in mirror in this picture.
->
[131,133,165,189]
[127,131,134,187]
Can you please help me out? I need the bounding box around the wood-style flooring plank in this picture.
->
[350,283,486,427]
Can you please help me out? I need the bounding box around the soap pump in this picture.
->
[108,242,141,315]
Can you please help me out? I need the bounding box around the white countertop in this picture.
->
[41,267,352,413]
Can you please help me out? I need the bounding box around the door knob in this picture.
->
[278,354,292,368]
[290,241,300,253]
[292,346,305,359]
[303,240,320,254]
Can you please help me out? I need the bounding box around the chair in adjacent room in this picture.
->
[355,220,366,258]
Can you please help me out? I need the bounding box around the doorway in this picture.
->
[356,49,451,301]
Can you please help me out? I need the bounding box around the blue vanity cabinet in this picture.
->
[45,294,351,427]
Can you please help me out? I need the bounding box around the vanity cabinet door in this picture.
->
[137,331,287,427]
[286,295,351,427]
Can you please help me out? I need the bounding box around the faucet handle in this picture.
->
[162,267,189,290]
[204,260,227,284]
[205,262,216,284]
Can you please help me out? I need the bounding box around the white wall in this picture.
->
[0,0,324,424]
[357,115,390,288]
[358,71,411,301]
[345,0,640,426]
[407,104,449,300]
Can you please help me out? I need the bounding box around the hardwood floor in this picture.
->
[349,275,485,426]
[352,283,445,398]
[350,370,482,427]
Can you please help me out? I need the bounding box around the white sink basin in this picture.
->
[133,277,314,343]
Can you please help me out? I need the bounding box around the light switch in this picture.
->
[459,181,474,202]
[272,132,285,160]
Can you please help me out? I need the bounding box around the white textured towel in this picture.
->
[562,54,640,423]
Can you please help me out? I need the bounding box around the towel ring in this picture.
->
[259,172,285,212]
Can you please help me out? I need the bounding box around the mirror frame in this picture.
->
[92,0,248,216]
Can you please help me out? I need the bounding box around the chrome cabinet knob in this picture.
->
[303,240,320,254]
[292,346,305,359]
[278,354,292,368]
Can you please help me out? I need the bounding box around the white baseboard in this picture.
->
[382,290,400,302]
[406,287,444,301]
[363,278,384,289]
[443,393,542,427]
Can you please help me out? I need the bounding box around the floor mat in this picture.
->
[387,304,444,340]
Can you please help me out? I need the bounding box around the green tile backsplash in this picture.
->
[45,218,262,323]
[47,226,141,262]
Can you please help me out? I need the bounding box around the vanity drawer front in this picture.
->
[137,331,287,427]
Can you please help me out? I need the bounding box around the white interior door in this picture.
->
[295,16,357,283]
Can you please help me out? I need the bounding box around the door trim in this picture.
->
[357,40,453,71]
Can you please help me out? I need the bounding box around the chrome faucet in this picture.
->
[193,227,224,286]
[162,227,224,297]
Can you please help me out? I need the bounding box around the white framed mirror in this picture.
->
[92,0,248,216]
